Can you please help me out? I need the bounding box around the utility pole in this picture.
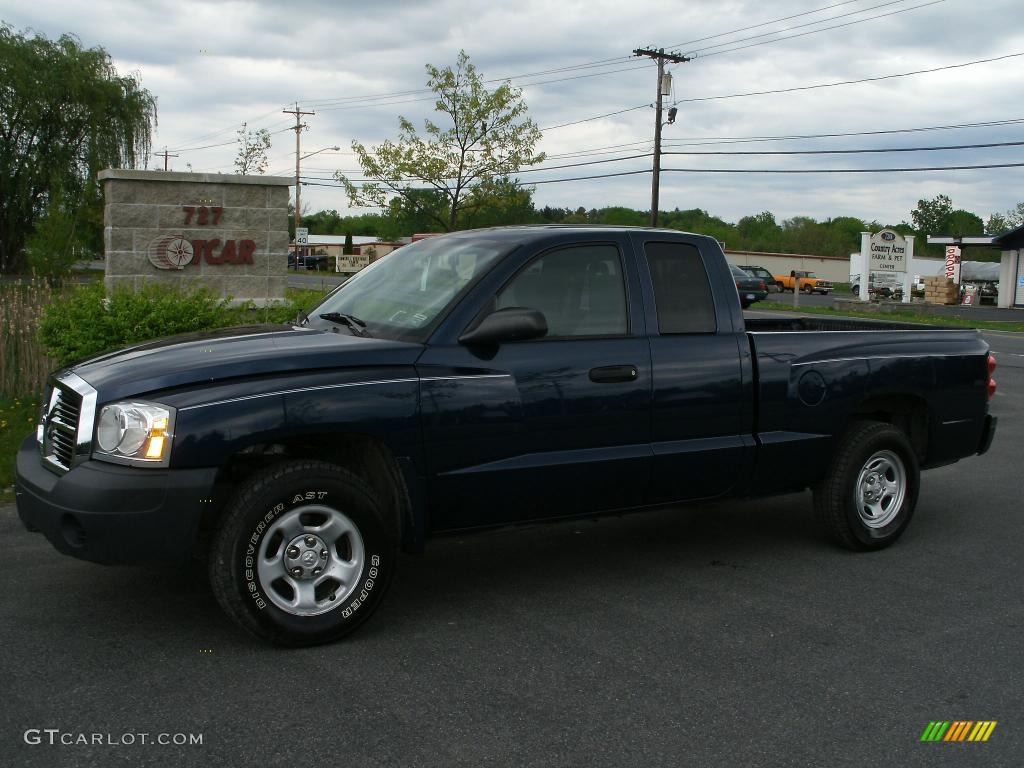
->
[284,103,315,265]
[283,103,315,230]
[633,47,690,227]
[154,148,178,171]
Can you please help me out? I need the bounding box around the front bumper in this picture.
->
[15,436,218,564]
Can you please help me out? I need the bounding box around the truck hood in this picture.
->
[68,324,424,401]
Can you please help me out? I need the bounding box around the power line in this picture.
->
[662,162,1024,173]
[661,0,867,50]
[660,118,1024,148]
[684,0,925,56]
[295,158,1024,196]
[540,105,650,131]
[664,140,1024,156]
[168,126,292,153]
[297,2,889,109]
[673,51,1024,103]
[545,117,1024,159]
[695,0,943,58]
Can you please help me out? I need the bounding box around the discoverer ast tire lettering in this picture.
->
[209,461,396,646]
[14,226,996,645]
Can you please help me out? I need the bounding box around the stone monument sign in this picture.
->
[99,169,292,305]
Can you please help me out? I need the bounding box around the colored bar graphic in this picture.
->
[921,720,996,742]
[945,721,972,741]
[921,721,950,741]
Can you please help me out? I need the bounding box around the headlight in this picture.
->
[93,402,175,467]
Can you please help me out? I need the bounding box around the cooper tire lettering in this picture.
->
[209,461,397,646]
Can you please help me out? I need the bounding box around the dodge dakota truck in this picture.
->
[16,226,997,646]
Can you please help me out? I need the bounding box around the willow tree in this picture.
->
[0,25,156,273]
[338,50,544,232]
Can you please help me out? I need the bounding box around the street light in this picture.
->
[294,145,340,267]
[295,145,340,228]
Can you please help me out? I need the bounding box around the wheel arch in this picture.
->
[851,393,929,462]
[200,433,415,555]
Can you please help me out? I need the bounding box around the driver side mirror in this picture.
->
[459,307,548,346]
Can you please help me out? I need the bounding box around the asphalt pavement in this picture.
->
[1,336,1021,767]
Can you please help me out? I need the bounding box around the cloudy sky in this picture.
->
[6,0,1024,227]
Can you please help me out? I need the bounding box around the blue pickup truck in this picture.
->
[16,226,997,645]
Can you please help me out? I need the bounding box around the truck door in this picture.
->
[417,237,652,531]
[633,235,753,503]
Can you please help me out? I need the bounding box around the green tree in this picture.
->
[338,50,544,231]
[736,211,781,250]
[342,233,354,255]
[910,195,986,255]
[0,25,156,273]
[592,206,646,226]
[457,177,538,229]
[985,202,1024,235]
[910,194,953,234]
[986,212,1012,235]
[234,122,271,175]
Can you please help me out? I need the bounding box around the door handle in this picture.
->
[589,365,639,383]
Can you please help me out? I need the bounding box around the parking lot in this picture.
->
[1,331,1021,767]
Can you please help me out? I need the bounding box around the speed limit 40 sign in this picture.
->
[295,227,308,246]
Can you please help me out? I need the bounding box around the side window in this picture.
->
[644,242,716,334]
[496,244,628,337]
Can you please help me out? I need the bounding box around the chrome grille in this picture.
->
[40,373,96,475]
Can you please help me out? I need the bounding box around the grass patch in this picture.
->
[757,301,1024,333]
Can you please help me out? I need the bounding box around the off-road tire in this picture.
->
[813,421,920,551]
[209,460,396,646]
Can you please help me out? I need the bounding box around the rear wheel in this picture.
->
[813,421,920,550]
[210,460,397,646]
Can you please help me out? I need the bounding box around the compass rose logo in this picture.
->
[148,235,195,270]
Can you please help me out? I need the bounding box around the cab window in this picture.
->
[496,244,628,337]
[644,242,716,334]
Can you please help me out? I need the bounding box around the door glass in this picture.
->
[644,242,716,334]
[496,244,628,337]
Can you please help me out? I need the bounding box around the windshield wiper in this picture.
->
[318,312,371,337]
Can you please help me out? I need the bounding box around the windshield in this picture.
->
[307,234,513,342]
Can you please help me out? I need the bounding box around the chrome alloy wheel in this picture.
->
[256,505,365,616]
[855,450,906,529]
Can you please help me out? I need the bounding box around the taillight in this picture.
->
[987,354,997,399]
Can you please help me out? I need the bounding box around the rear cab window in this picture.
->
[642,241,717,334]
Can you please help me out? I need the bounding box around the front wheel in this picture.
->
[209,461,397,646]
[813,421,920,550]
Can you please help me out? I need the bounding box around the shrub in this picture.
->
[40,282,233,367]
[38,283,323,368]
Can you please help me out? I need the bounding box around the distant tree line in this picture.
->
[302,192,1013,263]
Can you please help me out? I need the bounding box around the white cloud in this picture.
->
[7,0,1023,225]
